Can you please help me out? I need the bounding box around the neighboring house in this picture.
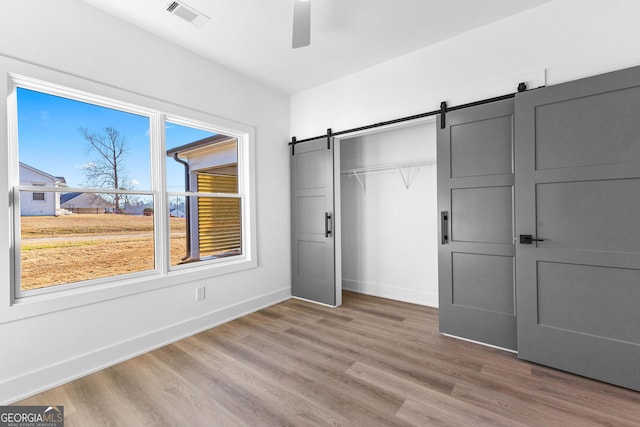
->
[60,192,115,214]
[167,134,240,261]
[169,207,185,218]
[122,202,153,216]
[19,162,66,216]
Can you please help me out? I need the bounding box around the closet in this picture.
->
[290,122,438,307]
[340,123,438,306]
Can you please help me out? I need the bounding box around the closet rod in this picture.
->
[340,161,434,175]
[289,83,527,151]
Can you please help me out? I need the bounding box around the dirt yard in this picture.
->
[20,215,187,291]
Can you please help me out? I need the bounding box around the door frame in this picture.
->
[332,116,437,308]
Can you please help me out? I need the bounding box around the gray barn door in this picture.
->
[437,99,516,350]
[291,138,336,306]
[515,66,640,391]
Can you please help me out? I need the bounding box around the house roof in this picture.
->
[19,162,67,185]
[166,134,236,157]
[60,192,114,208]
[60,192,82,204]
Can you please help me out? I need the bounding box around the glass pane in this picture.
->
[165,121,238,193]
[20,191,155,291]
[17,87,151,191]
[168,195,188,266]
[169,195,242,267]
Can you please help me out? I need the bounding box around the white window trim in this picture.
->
[164,114,248,270]
[0,58,257,323]
[30,183,46,201]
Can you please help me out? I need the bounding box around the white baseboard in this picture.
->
[1,287,291,405]
[342,279,438,308]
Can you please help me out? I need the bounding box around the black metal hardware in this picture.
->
[288,85,524,147]
[441,211,449,244]
[290,136,297,156]
[440,101,447,129]
[327,128,332,149]
[519,234,544,244]
[325,212,332,238]
[517,82,527,92]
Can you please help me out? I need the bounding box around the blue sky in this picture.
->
[17,87,215,191]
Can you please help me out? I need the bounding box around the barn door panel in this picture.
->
[515,66,640,391]
[291,138,336,306]
[437,99,516,350]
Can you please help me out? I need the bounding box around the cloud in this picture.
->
[79,162,96,170]
[131,179,140,186]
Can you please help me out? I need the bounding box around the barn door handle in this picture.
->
[325,212,332,238]
[441,211,449,244]
[519,234,544,244]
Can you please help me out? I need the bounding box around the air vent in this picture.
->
[164,1,210,28]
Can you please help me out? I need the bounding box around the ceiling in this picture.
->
[79,0,552,95]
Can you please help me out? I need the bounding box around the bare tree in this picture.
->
[79,127,132,213]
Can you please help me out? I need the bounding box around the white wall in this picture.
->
[19,165,57,216]
[0,0,290,404]
[340,123,438,306]
[291,0,640,137]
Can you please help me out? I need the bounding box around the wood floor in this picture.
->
[18,292,640,426]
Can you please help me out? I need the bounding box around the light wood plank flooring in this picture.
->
[17,292,640,426]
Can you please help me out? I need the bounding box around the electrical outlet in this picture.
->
[195,286,205,302]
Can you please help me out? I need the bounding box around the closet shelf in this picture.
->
[340,161,435,191]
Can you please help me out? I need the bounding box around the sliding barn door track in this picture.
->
[289,82,531,155]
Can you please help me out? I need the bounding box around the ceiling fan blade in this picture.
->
[292,0,311,49]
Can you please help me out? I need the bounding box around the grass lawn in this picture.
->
[20,214,187,291]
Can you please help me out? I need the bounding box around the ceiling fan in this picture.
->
[292,0,311,48]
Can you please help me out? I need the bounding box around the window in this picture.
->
[166,123,242,266]
[31,184,45,201]
[10,75,254,299]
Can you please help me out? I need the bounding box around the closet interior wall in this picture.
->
[340,122,438,307]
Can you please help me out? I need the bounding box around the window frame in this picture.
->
[164,116,245,269]
[30,183,45,201]
[1,62,257,322]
